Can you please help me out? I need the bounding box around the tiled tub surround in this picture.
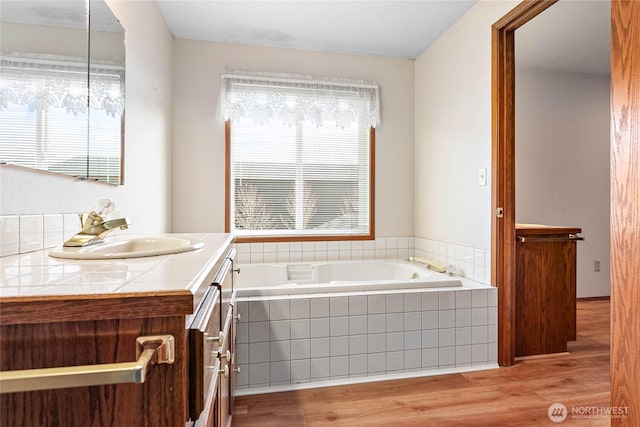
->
[235,236,491,284]
[234,272,497,395]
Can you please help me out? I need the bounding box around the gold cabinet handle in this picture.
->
[219,350,231,361]
[0,335,174,394]
[206,331,224,346]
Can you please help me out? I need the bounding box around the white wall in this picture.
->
[414,0,519,251]
[515,68,611,297]
[171,40,415,237]
[0,0,174,234]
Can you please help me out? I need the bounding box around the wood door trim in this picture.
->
[491,0,558,366]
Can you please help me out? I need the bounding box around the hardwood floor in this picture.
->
[232,300,610,426]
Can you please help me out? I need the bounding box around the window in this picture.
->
[221,72,380,241]
[0,54,123,183]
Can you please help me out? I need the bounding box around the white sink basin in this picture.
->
[49,236,204,260]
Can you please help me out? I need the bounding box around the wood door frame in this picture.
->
[491,0,557,366]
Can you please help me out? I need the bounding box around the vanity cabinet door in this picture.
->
[218,304,234,427]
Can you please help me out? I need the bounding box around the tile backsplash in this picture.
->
[1,214,79,257]
[1,215,491,285]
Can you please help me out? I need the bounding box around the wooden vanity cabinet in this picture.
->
[0,237,238,427]
[515,225,582,357]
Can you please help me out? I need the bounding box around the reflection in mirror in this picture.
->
[0,0,125,184]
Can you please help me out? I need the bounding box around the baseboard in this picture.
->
[577,296,610,302]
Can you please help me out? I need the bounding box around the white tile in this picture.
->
[263,242,277,253]
[237,364,249,386]
[237,323,249,344]
[291,359,310,381]
[404,294,422,312]
[237,343,249,365]
[368,295,386,314]
[339,241,352,251]
[0,216,19,257]
[349,354,367,375]
[263,252,277,263]
[276,252,290,263]
[473,249,485,267]
[464,262,474,279]
[291,339,311,360]
[315,251,327,262]
[270,361,291,383]
[251,252,264,263]
[422,293,439,311]
[439,329,456,347]
[290,251,303,262]
[270,300,290,320]
[349,296,367,315]
[270,320,291,341]
[488,323,498,343]
[249,322,270,343]
[488,307,498,325]
[405,349,422,370]
[310,318,329,338]
[349,335,367,355]
[386,237,398,249]
[404,330,421,350]
[473,267,485,283]
[397,237,409,249]
[310,298,329,317]
[456,327,472,345]
[367,353,386,373]
[250,242,264,253]
[339,250,351,260]
[270,341,290,362]
[386,332,403,352]
[351,249,363,260]
[330,296,349,316]
[386,294,403,313]
[421,330,438,349]
[327,250,340,261]
[290,319,310,339]
[472,343,488,364]
[455,309,472,327]
[363,240,375,250]
[439,291,456,310]
[19,215,43,253]
[438,242,447,256]
[302,251,315,262]
[315,241,328,251]
[310,357,330,378]
[439,346,455,367]
[290,298,310,319]
[327,241,340,251]
[422,348,438,368]
[330,356,349,377]
[488,289,498,307]
[276,242,290,252]
[249,301,269,322]
[249,362,269,385]
[330,336,349,356]
[237,243,251,254]
[472,289,488,308]
[472,307,489,326]
[236,301,248,323]
[421,311,438,330]
[385,249,398,259]
[363,249,375,259]
[386,350,404,371]
[303,241,315,253]
[374,249,386,259]
[455,291,472,309]
[404,312,421,331]
[63,213,81,241]
[310,338,330,358]
[374,237,386,250]
[349,315,367,335]
[472,325,488,344]
[367,314,386,334]
[488,342,498,363]
[43,215,64,248]
[386,313,404,332]
[249,342,270,364]
[439,310,456,328]
[368,333,385,353]
[330,316,349,336]
[456,345,472,365]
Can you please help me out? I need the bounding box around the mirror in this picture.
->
[0,0,125,184]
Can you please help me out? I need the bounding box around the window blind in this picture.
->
[222,72,378,239]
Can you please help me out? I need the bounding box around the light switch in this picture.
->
[478,168,487,186]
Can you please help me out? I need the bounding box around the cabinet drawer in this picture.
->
[189,287,221,422]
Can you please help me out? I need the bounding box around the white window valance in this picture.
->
[0,53,124,118]
[218,71,380,129]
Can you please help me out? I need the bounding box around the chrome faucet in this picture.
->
[63,210,130,247]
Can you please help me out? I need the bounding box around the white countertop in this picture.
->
[0,233,234,299]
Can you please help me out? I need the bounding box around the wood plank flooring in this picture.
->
[232,300,610,426]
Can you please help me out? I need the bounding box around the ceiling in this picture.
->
[156,0,477,59]
[156,0,610,75]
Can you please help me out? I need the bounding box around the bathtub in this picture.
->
[234,259,498,395]
[236,259,463,296]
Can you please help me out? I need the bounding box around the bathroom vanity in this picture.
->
[0,233,237,427]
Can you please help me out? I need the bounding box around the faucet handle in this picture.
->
[77,213,84,230]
